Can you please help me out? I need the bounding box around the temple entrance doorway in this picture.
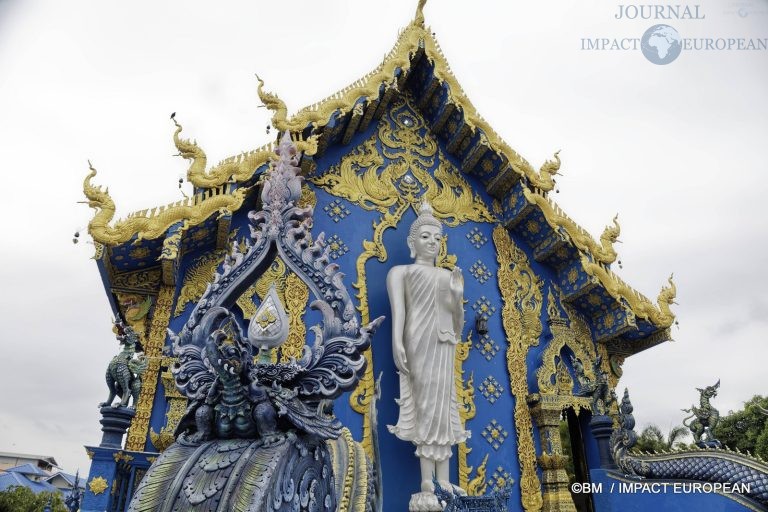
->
[560,407,595,512]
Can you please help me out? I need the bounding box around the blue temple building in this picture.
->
[77,3,768,512]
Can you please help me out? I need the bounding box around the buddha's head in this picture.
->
[407,201,443,262]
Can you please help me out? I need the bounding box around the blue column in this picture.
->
[589,414,617,470]
[80,407,136,511]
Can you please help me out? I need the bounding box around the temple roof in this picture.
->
[6,463,49,477]
[0,473,57,494]
[83,3,675,354]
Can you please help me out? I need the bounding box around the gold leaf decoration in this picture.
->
[455,330,487,495]
[88,476,108,495]
[493,225,543,512]
[125,286,174,451]
[173,251,225,317]
[312,98,496,226]
[236,258,287,319]
[282,272,309,362]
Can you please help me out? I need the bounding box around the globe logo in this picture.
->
[641,24,682,65]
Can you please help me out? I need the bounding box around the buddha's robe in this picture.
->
[388,264,470,461]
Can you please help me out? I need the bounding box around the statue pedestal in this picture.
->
[99,406,136,448]
[409,491,443,511]
[589,415,617,470]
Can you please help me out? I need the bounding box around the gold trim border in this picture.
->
[493,225,543,512]
[125,285,175,451]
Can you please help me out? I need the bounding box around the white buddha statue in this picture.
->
[387,201,470,511]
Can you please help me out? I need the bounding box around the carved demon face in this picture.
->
[205,335,244,379]
[697,381,720,399]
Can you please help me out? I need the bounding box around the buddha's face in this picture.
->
[411,224,442,261]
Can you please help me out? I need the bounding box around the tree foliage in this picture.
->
[0,486,67,512]
[632,424,690,453]
[559,421,576,482]
[713,395,768,460]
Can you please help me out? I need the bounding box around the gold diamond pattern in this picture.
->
[326,234,348,260]
[489,466,514,492]
[472,296,496,320]
[323,199,350,223]
[466,227,488,249]
[481,419,508,450]
[474,334,500,362]
[469,260,493,284]
[479,375,503,404]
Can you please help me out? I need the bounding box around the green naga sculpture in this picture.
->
[100,321,148,409]
[682,379,721,448]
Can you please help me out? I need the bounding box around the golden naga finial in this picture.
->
[171,114,208,183]
[256,75,288,131]
[579,254,676,327]
[538,150,561,188]
[657,274,677,316]
[81,161,117,240]
[414,0,428,25]
[598,214,621,260]
[601,214,621,243]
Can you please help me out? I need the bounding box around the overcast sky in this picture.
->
[0,0,765,476]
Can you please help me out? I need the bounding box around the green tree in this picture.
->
[633,424,690,453]
[713,395,768,460]
[559,421,576,483]
[0,486,67,512]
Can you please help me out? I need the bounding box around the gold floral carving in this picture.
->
[172,116,318,189]
[312,99,495,226]
[160,228,184,285]
[330,427,369,512]
[282,272,309,362]
[236,258,288,319]
[579,256,676,328]
[88,476,108,495]
[116,293,152,342]
[125,285,175,451]
[82,163,249,245]
[493,225,543,512]
[608,354,626,390]
[150,359,187,452]
[555,360,573,395]
[521,184,620,265]
[111,268,162,296]
[113,452,134,463]
[298,184,317,209]
[174,251,225,317]
[455,330,488,495]
[537,290,596,396]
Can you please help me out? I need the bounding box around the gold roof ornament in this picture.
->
[256,75,288,132]
[414,0,427,26]
[580,254,676,328]
[79,1,674,332]
[520,182,622,265]
[173,81,318,189]
[82,161,250,245]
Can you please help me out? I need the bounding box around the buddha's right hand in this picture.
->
[394,343,408,374]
